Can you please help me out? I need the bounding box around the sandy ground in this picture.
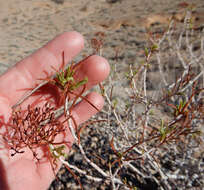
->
[0,0,204,189]
[0,0,203,70]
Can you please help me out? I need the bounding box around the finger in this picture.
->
[70,91,104,126]
[68,54,109,100]
[0,32,84,106]
[74,55,110,89]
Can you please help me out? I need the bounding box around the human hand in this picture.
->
[0,32,110,190]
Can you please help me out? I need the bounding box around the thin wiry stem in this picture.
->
[12,80,49,109]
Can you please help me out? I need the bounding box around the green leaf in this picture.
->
[112,99,118,109]
[50,145,66,158]
[71,77,88,90]
[151,44,158,51]
[144,47,149,57]
[159,119,167,142]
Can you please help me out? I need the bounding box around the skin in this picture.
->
[0,31,110,190]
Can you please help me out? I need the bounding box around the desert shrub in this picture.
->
[58,9,203,190]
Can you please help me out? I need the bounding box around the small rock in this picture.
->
[106,0,122,3]
[51,0,64,4]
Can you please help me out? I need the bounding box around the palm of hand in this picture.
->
[0,32,109,190]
